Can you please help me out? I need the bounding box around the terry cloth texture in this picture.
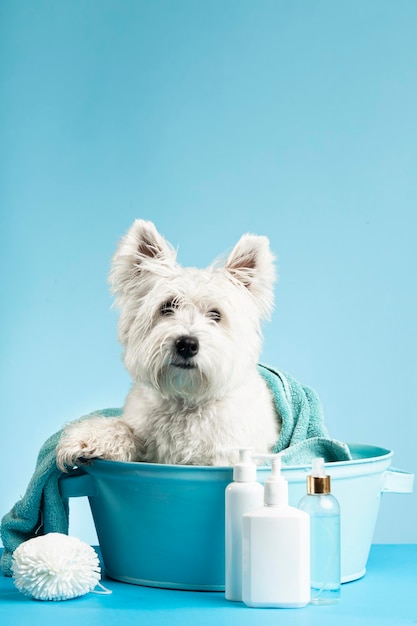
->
[258,364,352,463]
[1,365,351,576]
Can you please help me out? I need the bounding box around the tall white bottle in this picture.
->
[242,456,310,608]
[225,449,264,601]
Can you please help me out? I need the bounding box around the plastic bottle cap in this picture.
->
[233,448,257,482]
[307,457,331,494]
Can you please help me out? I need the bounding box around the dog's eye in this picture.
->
[207,309,222,323]
[160,300,178,316]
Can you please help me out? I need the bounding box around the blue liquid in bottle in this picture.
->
[309,508,341,604]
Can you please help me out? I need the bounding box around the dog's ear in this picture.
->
[224,234,276,319]
[109,220,177,298]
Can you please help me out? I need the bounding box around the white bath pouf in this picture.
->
[12,533,103,601]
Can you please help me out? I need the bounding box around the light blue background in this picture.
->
[1,0,416,545]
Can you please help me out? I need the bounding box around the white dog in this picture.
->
[56,220,280,470]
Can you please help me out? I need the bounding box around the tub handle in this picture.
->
[381,467,414,493]
[59,470,96,499]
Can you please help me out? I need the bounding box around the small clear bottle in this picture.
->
[298,457,341,605]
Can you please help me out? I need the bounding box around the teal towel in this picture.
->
[258,364,352,462]
[0,408,122,577]
[1,366,351,576]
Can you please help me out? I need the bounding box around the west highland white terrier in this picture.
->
[56,220,280,470]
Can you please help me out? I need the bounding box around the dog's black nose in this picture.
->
[175,336,199,359]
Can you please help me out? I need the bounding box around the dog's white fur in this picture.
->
[56,220,280,470]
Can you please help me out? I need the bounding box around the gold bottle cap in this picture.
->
[307,474,331,494]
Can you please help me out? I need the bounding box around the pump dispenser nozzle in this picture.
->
[233,448,256,482]
[253,454,288,506]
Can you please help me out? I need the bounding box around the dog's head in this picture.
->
[109,220,276,404]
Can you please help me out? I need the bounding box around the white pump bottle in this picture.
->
[225,449,264,601]
[241,455,310,608]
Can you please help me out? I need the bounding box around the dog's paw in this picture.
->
[56,416,138,472]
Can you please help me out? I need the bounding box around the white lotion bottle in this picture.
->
[225,449,264,601]
[242,456,310,608]
[298,457,341,605]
